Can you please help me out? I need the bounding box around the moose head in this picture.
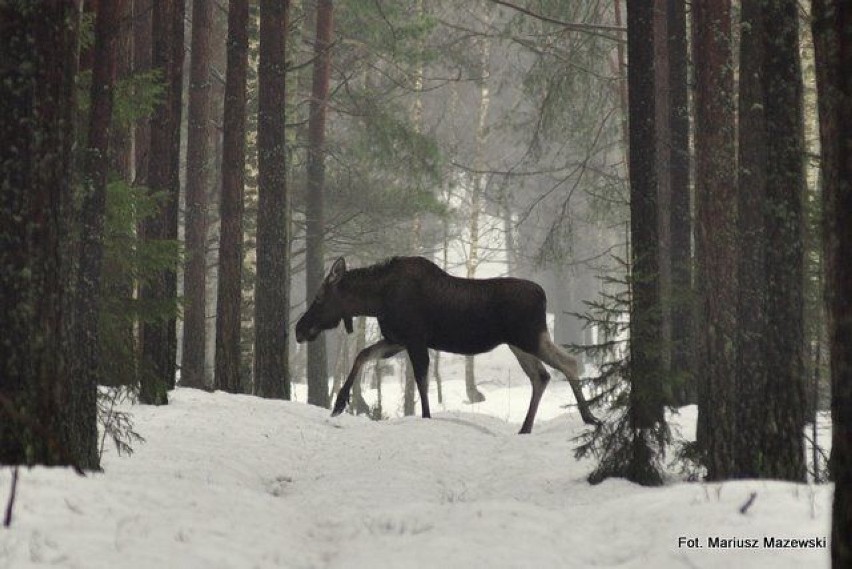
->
[295,257,353,343]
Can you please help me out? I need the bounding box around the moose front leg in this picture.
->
[406,345,431,419]
[332,339,403,416]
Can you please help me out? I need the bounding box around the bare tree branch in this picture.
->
[487,0,625,39]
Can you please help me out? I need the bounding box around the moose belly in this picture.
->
[425,318,506,355]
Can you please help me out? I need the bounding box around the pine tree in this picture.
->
[215,0,250,394]
[693,0,737,481]
[254,0,291,399]
[140,0,184,404]
[625,0,665,485]
[811,0,852,564]
[305,0,334,407]
[71,0,123,469]
[182,0,215,390]
[0,0,90,467]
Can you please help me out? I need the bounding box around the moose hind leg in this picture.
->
[509,346,551,434]
[533,333,599,426]
[332,339,402,416]
[407,346,431,419]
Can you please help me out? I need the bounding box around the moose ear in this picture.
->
[328,257,346,284]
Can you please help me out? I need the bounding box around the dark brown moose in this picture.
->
[295,256,599,433]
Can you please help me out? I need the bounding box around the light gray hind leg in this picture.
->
[532,332,599,425]
[332,339,403,416]
[509,345,551,434]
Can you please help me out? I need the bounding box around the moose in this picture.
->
[295,256,599,434]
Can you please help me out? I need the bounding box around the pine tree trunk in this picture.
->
[667,0,693,406]
[760,0,806,481]
[215,0,249,394]
[0,1,82,466]
[140,0,184,404]
[70,0,122,469]
[254,0,291,399]
[626,0,665,484]
[735,0,806,482]
[182,0,214,390]
[693,0,737,480]
[465,14,491,406]
[133,0,152,189]
[735,0,769,478]
[103,0,136,388]
[653,0,672,387]
[811,1,852,564]
[305,0,334,408]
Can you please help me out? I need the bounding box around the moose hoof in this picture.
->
[331,401,346,417]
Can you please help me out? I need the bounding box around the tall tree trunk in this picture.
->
[111,0,134,180]
[693,0,737,480]
[206,5,228,382]
[305,0,334,408]
[140,0,185,404]
[735,0,806,482]
[735,0,768,478]
[653,0,672,388]
[811,2,852,565]
[215,0,249,394]
[626,0,665,485]
[165,0,184,391]
[102,0,136,389]
[133,0,152,189]
[132,0,152,391]
[465,13,491,405]
[404,1,426,416]
[69,0,122,469]
[668,0,694,406]
[0,0,82,466]
[759,0,806,481]
[182,0,214,390]
[254,0,291,399]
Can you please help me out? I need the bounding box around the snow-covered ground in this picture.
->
[0,352,832,568]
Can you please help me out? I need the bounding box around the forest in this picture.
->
[0,0,850,568]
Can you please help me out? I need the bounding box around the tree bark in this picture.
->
[140,0,185,404]
[626,0,665,484]
[653,0,672,389]
[667,0,693,406]
[215,0,249,394]
[811,0,852,565]
[254,0,291,399]
[0,0,83,466]
[465,12,491,406]
[70,0,122,469]
[102,0,136,389]
[693,0,737,480]
[735,0,769,478]
[760,0,807,481]
[182,0,214,390]
[133,0,152,189]
[305,0,334,408]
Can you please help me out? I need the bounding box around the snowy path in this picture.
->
[0,388,832,569]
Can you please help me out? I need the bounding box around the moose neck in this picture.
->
[337,266,391,317]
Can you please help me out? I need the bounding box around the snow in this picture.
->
[0,357,832,569]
